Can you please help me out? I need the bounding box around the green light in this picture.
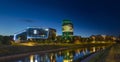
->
[63,20,72,24]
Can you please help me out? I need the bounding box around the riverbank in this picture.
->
[0,42,115,61]
[81,46,111,62]
[81,44,117,62]
[89,43,120,62]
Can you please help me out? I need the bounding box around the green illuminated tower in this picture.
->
[62,19,73,43]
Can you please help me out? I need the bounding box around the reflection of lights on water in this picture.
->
[84,48,87,55]
[35,59,38,62]
[40,56,43,61]
[34,58,38,62]
[49,53,56,62]
[39,55,50,62]
[18,60,22,62]
[30,55,34,62]
[64,59,73,62]
[82,49,85,55]
[93,47,96,52]
[35,55,39,62]
[18,47,109,62]
[50,53,54,60]
[30,55,39,62]
[63,51,73,62]
[67,52,69,56]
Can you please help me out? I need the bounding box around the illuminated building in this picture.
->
[62,20,74,42]
[63,51,73,62]
[13,27,56,42]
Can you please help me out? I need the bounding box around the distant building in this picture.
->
[62,20,74,42]
[13,27,56,43]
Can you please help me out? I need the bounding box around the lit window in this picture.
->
[34,30,37,34]
[45,29,49,31]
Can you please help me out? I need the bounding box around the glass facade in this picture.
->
[13,30,27,41]
[13,27,56,42]
[27,28,49,39]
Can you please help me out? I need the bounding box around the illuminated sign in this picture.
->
[62,24,73,32]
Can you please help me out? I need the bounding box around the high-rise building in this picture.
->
[62,20,73,42]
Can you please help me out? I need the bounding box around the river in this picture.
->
[2,45,108,62]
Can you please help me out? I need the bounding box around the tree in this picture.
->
[0,35,3,44]
[0,35,13,45]
[73,36,81,44]
[56,36,62,43]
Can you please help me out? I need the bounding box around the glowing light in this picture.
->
[45,29,49,31]
[30,55,34,62]
[13,34,17,40]
[63,59,73,62]
[35,55,38,62]
[64,60,69,62]
[93,47,96,52]
[35,60,38,62]
[62,25,73,32]
[34,30,37,34]
[18,42,35,46]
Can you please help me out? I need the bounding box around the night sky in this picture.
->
[0,0,120,37]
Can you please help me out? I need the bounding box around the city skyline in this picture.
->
[0,0,120,37]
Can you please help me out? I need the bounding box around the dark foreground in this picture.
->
[81,43,120,62]
[101,43,120,62]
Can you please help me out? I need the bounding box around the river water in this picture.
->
[7,46,107,62]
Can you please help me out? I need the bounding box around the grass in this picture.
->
[0,42,114,57]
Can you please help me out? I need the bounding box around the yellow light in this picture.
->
[30,55,34,62]
[26,43,35,46]
[63,60,73,62]
[64,60,69,62]
[93,47,96,52]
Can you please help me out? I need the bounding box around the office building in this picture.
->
[13,27,56,42]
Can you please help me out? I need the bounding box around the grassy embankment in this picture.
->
[0,42,115,57]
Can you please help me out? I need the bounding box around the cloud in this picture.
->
[24,19,34,23]
[21,19,35,23]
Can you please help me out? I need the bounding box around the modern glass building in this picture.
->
[13,27,56,42]
[27,27,49,40]
[13,30,27,42]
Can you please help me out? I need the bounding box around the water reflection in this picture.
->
[12,46,106,62]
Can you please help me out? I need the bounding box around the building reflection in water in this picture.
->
[13,46,107,62]
[29,55,40,62]
[30,55,33,62]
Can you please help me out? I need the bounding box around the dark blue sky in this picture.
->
[0,0,120,37]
